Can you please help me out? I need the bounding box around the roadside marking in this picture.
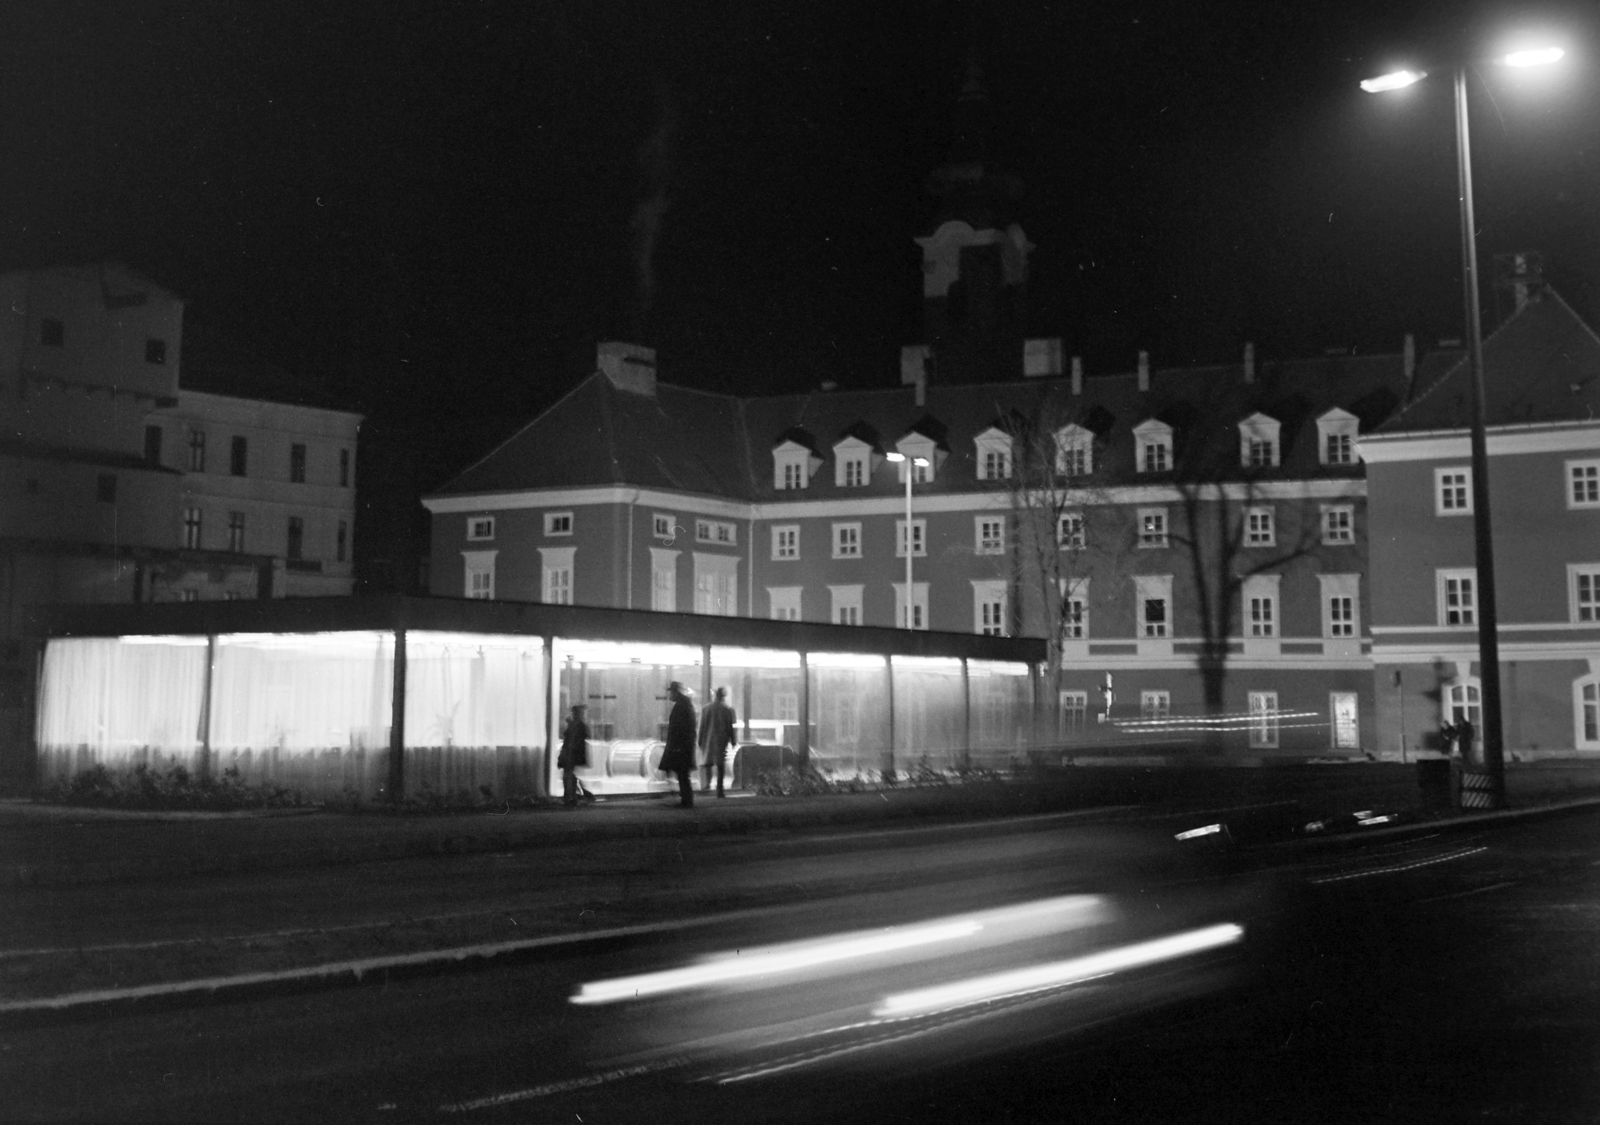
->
[1309,845,1486,884]
[1416,880,1518,904]
[438,1057,691,1112]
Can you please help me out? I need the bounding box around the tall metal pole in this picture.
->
[904,464,915,628]
[1453,64,1507,807]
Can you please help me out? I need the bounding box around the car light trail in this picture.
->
[871,922,1245,1019]
[1174,823,1223,841]
[571,895,1107,1006]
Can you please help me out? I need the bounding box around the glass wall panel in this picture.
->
[708,646,804,786]
[36,636,209,780]
[405,632,547,800]
[806,652,891,780]
[553,638,703,795]
[892,656,966,773]
[210,631,394,797]
[969,660,1034,769]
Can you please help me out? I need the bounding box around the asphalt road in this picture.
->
[4,806,1598,1123]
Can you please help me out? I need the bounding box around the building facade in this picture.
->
[1363,290,1600,759]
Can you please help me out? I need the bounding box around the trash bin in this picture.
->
[1416,758,1456,811]
[735,743,797,789]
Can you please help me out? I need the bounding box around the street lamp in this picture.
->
[1361,44,1565,809]
[884,452,931,628]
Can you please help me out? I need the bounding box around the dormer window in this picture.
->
[1238,412,1281,469]
[772,439,820,490]
[1133,419,1173,474]
[1054,424,1094,477]
[973,427,1012,481]
[893,432,943,483]
[1317,408,1360,466]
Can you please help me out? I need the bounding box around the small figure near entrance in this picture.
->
[659,681,697,808]
[558,703,595,807]
[698,686,738,797]
[1439,717,1476,764]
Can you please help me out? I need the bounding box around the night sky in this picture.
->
[5,0,1597,581]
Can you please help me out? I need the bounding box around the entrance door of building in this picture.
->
[1330,692,1359,750]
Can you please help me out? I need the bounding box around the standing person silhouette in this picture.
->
[659,681,697,808]
[557,704,594,807]
[698,686,738,797]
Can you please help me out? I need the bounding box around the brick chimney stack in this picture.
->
[1137,350,1150,392]
[1243,342,1255,384]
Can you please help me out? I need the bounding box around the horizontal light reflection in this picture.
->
[872,922,1244,1018]
[572,895,1107,1006]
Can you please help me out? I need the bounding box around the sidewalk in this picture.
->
[4,761,1599,1021]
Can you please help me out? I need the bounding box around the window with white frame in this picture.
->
[650,548,678,612]
[1140,691,1171,719]
[1577,676,1600,749]
[1435,467,1472,515]
[1245,506,1275,546]
[1137,507,1168,548]
[1321,504,1354,544]
[1319,573,1361,639]
[1317,408,1359,466]
[183,507,202,549]
[832,522,862,558]
[1248,691,1280,748]
[693,553,738,616]
[972,579,1007,636]
[1238,413,1280,469]
[1134,419,1173,474]
[541,546,575,604]
[1055,424,1094,477]
[544,511,573,536]
[843,457,867,487]
[1570,564,1600,623]
[1445,678,1481,728]
[1060,578,1089,639]
[768,586,802,621]
[774,692,799,723]
[1060,691,1088,736]
[893,581,929,630]
[697,518,737,545]
[1569,460,1600,509]
[1058,511,1086,550]
[653,512,675,540]
[974,428,1012,481]
[467,515,495,541]
[829,585,863,626]
[975,516,1005,555]
[1135,574,1173,638]
[833,437,874,488]
[462,549,497,600]
[1243,574,1279,637]
[772,525,799,560]
[1438,569,1477,626]
[773,443,813,490]
[895,519,927,558]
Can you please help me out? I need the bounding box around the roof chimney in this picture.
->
[1403,333,1415,384]
[901,344,930,407]
[1243,341,1255,384]
[1023,337,1063,378]
[1070,356,1083,396]
[1137,350,1150,392]
[597,342,656,396]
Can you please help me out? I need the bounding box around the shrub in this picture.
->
[36,763,306,811]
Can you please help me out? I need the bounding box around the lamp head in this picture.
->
[885,452,905,463]
[1501,46,1563,67]
[1360,69,1427,93]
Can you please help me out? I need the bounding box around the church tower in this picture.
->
[914,60,1033,385]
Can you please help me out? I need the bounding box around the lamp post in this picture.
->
[1361,45,1564,809]
[885,452,931,628]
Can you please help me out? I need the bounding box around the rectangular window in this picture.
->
[1060,691,1088,736]
[230,436,248,477]
[894,582,929,630]
[1249,595,1276,637]
[843,457,866,487]
[973,579,1007,636]
[1141,596,1168,638]
[545,511,574,536]
[1438,569,1477,626]
[1325,432,1354,465]
[772,525,799,560]
[653,513,675,539]
[1137,508,1168,548]
[781,461,806,490]
[1571,565,1600,623]
[290,443,306,483]
[143,425,162,466]
[1328,596,1356,637]
[286,516,304,561]
[1058,512,1085,550]
[832,522,861,559]
[467,516,495,541]
[975,517,1005,555]
[1140,691,1170,720]
[774,692,800,723]
[978,447,1011,481]
[696,519,736,545]
[1322,505,1354,544]
[651,549,677,612]
[1063,594,1088,639]
[1569,460,1600,508]
[895,519,927,558]
[464,552,496,600]
[830,585,863,626]
[545,564,573,604]
[181,588,199,602]
[768,587,801,621]
[1248,692,1280,749]
[228,511,246,553]
[96,474,116,503]
[39,317,64,347]
[188,430,206,472]
[1245,506,1275,546]
[183,507,202,549]
[1059,445,1090,478]
[1436,467,1472,515]
[1141,441,1169,473]
[339,449,351,488]
[336,520,347,563]
[979,600,1005,635]
[145,338,167,365]
[1246,437,1275,468]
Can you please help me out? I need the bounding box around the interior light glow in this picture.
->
[890,655,963,672]
[554,639,702,667]
[805,651,889,670]
[966,660,1031,678]
[1503,47,1563,67]
[1360,69,1427,93]
[708,646,802,670]
[1174,823,1223,841]
[872,923,1246,1018]
[114,634,210,646]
